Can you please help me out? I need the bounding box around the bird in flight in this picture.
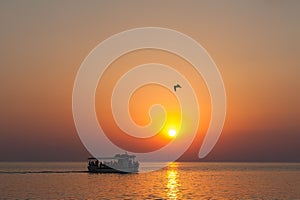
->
[174,84,181,92]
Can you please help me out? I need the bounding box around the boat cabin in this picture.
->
[88,153,139,173]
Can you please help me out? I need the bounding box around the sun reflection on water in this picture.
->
[166,163,180,199]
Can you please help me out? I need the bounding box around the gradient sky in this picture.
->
[0,0,299,161]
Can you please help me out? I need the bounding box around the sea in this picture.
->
[0,162,299,199]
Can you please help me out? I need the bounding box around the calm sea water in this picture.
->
[0,162,299,199]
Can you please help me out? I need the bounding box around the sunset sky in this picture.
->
[0,1,299,161]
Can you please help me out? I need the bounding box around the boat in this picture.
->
[87,153,139,173]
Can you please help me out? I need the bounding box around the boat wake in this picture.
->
[0,170,88,174]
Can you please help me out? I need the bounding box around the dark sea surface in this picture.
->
[0,162,299,199]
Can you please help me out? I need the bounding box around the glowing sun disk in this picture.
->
[168,129,177,137]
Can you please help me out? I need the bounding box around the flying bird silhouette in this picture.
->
[174,84,181,92]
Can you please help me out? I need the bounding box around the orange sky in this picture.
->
[0,1,299,161]
[95,49,211,155]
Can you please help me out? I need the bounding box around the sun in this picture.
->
[168,129,177,137]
